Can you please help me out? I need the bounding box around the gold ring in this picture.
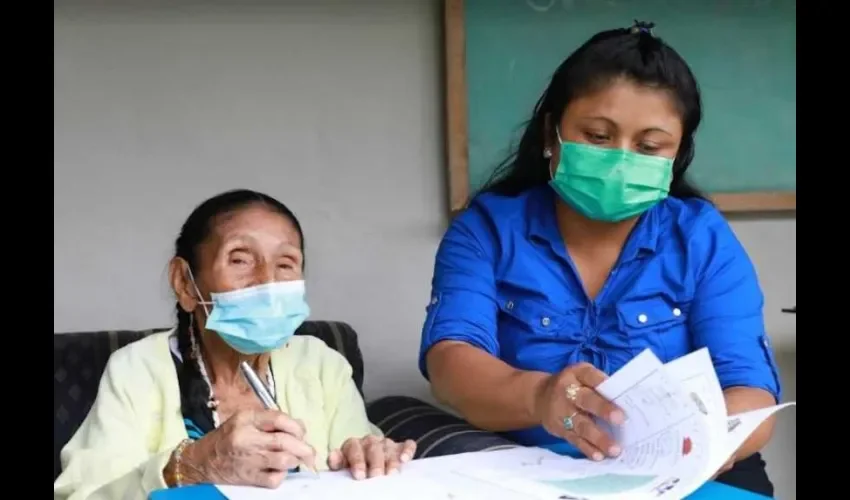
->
[565,383,581,402]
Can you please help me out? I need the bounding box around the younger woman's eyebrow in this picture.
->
[641,126,673,136]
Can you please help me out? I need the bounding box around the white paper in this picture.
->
[664,348,726,425]
[662,348,729,475]
[458,349,715,500]
[662,350,797,494]
[595,349,705,468]
[725,403,795,463]
[219,472,467,500]
[217,448,566,500]
[216,349,796,500]
[462,349,795,500]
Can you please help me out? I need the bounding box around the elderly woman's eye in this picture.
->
[229,252,253,266]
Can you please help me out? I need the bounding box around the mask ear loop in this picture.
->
[182,265,221,417]
[185,266,212,317]
[547,126,567,180]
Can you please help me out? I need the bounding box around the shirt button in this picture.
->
[506,301,515,310]
[541,317,551,327]
[672,308,682,317]
[637,314,648,324]
[430,296,438,305]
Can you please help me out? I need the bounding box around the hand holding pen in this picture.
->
[164,363,318,489]
[238,362,418,482]
[239,361,320,476]
[170,407,318,489]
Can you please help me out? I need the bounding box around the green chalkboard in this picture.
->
[456,0,796,207]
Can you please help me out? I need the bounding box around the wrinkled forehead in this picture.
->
[208,205,302,252]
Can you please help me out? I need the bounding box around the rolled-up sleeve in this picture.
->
[418,208,499,379]
[689,213,782,402]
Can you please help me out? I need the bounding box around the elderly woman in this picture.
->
[54,189,415,500]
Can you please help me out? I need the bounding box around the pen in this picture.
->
[239,361,319,476]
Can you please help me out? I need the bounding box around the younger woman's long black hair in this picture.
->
[480,21,707,202]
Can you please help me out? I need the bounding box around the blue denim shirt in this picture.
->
[418,185,782,456]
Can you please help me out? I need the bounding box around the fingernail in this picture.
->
[610,411,625,425]
[609,445,621,456]
[592,452,604,461]
[400,454,412,462]
[354,470,365,480]
[388,468,399,475]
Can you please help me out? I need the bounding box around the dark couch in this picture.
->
[53,321,516,482]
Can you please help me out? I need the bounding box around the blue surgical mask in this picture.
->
[193,277,310,355]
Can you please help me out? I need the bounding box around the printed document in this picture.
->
[462,348,795,499]
[216,348,795,500]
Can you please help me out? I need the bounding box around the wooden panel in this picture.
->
[711,192,796,213]
[444,0,470,215]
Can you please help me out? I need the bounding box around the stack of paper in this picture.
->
[459,348,795,499]
[216,348,795,500]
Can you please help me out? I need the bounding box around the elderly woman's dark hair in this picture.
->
[481,21,707,202]
[173,189,304,433]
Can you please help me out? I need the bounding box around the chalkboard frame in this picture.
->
[443,0,796,216]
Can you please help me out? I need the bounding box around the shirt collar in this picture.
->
[527,185,662,257]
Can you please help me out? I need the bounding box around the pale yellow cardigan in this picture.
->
[53,330,380,500]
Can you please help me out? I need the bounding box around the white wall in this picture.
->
[54,0,446,402]
[53,1,795,497]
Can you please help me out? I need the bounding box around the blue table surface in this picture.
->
[149,480,771,499]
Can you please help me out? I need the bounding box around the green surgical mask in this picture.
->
[549,139,674,222]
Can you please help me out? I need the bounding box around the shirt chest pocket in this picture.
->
[497,295,582,339]
[615,295,690,358]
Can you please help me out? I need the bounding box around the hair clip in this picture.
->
[629,20,656,36]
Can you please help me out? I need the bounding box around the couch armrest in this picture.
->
[367,396,518,459]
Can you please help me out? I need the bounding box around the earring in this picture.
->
[543,147,553,159]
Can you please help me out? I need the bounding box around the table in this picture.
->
[149,480,772,499]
